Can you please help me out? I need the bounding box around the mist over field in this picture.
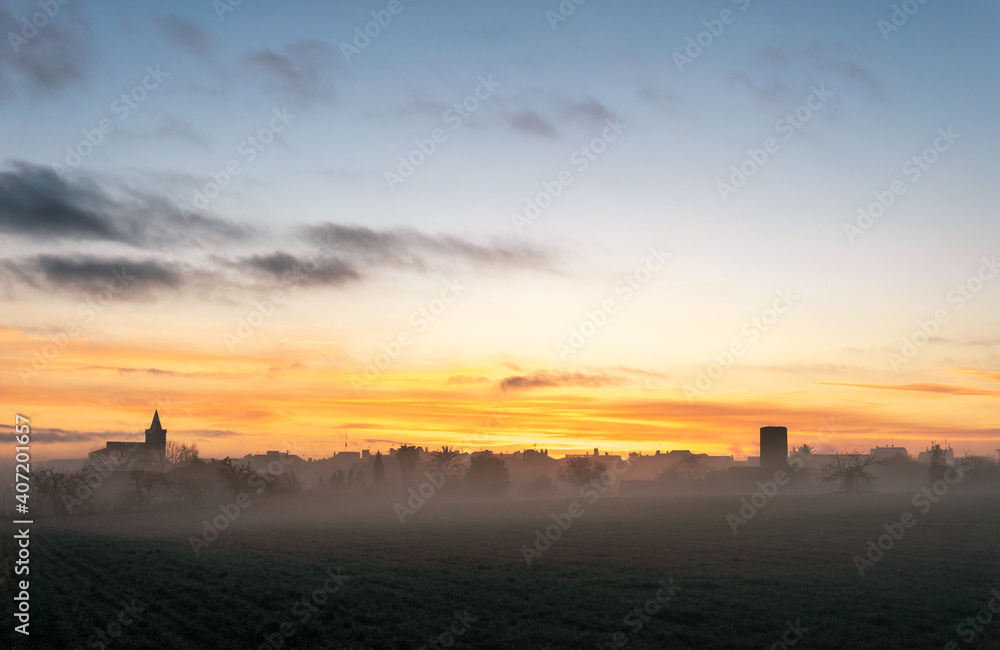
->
[3,0,1000,647]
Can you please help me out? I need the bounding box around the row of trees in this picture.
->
[370,446,514,495]
[28,442,303,516]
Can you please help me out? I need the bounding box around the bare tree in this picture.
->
[218,458,256,498]
[164,441,200,469]
[29,468,87,516]
[819,451,882,492]
[166,475,210,504]
[88,445,142,472]
[127,470,165,508]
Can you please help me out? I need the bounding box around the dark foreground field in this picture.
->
[3,492,1000,649]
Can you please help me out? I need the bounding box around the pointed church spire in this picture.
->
[150,409,162,431]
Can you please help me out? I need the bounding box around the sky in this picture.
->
[1,0,998,461]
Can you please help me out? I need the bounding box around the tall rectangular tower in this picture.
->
[760,426,788,468]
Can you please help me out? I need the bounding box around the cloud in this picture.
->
[504,109,559,138]
[0,5,92,98]
[2,254,185,298]
[818,382,1000,397]
[0,424,114,445]
[726,72,789,104]
[951,368,1000,383]
[154,14,212,57]
[753,42,881,97]
[242,39,337,103]
[390,95,451,120]
[0,161,253,247]
[0,161,254,248]
[499,370,624,391]
[636,86,681,110]
[559,97,614,125]
[0,162,118,239]
[233,251,360,286]
[301,222,554,272]
[756,46,790,64]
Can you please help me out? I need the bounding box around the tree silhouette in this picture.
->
[465,452,510,496]
[218,458,256,498]
[373,451,386,488]
[164,441,200,468]
[128,469,165,508]
[559,457,607,487]
[395,445,422,487]
[430,445,464,476]
[927,442,948,482]
[818,451,881,492]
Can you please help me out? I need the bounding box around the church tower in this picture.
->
[144,410,167,453]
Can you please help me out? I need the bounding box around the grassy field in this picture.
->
[3,491,1000,649]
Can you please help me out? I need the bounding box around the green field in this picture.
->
[4,492,1000,649]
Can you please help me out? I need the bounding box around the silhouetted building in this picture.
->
[917,445,955,465]
[759,426,787,468]
[89,410,167,460]
[870,445,908,460]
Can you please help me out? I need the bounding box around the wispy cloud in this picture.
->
[2,254,186,298]
[301,222,554,272]
[0,5,92,98]
[818,381,1000,397]
[242,39,337,104]
[0,162,253,247]
[154,14,212,57]
[499,370,626,391]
